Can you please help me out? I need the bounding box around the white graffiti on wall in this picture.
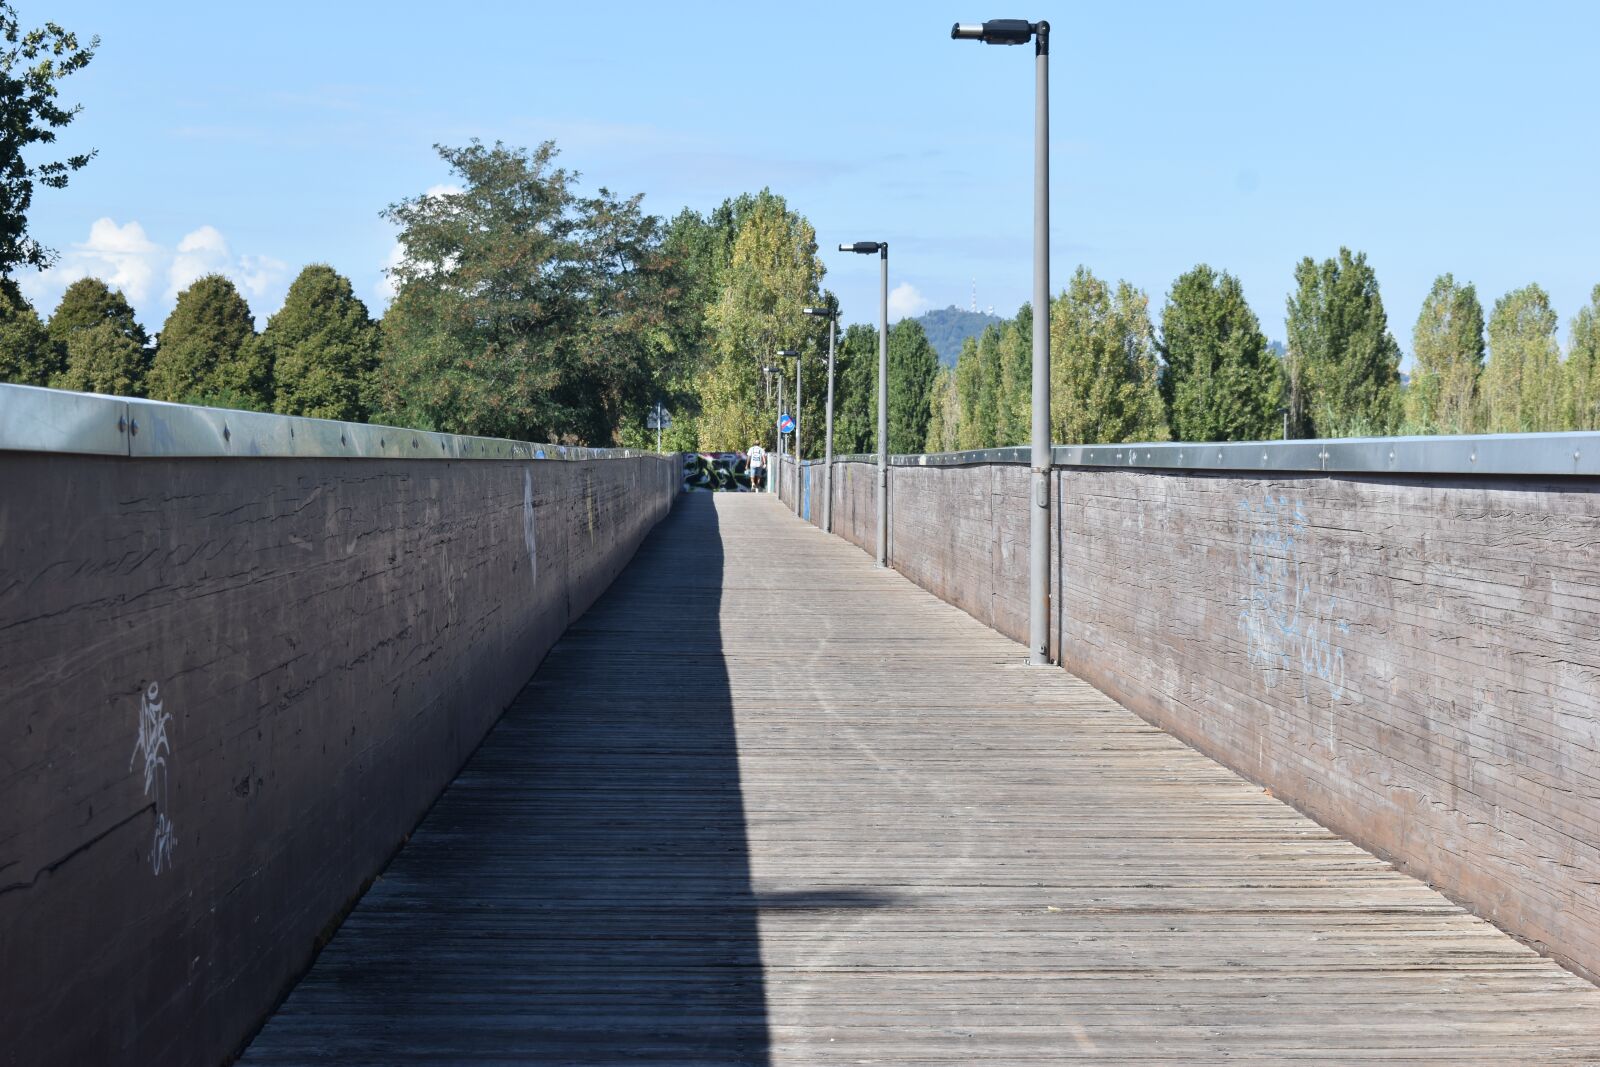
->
[130,681,176,874]
[1236,495,1351,701]
[523,468,538,583]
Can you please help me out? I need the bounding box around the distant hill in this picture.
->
[913,306,1003,367]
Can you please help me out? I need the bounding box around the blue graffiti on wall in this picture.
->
[1236,495,1351,701]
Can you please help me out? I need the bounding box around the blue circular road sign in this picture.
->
[778,413,795,434]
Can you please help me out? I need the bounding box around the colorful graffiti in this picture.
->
[682,452,756,492]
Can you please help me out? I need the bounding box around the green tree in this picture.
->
[0,280,52,384]
[954,328,996,450]
[1158,265,1283,441]
[887,318,939,453]
[0,6,95,278]
[376,140,676,445]
[1284,248,1402,437]
[832,322,879,455]
[263,264,379,420]
[1564,285,1600,431]
[1483,283,1562,433]
[47,276,146,361]
[696,189,824,451]
[54,319,147,395]
[995,307,1032,446]
[1404,274,1484,434]
[1051,267,1168,444]
[147,274,263,408]
[926,365,960,452]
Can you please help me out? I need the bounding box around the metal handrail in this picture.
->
[820,431,1600,477]
[0,383,660,461]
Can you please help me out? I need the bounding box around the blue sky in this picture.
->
[23,1,1600,362]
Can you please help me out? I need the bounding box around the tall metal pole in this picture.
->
[824,312,836,533]
[876,245,889,568]
[1026,22,1051,666]
[777,372,785,497]
[794,354,803,515]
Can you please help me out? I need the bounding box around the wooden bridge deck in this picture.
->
[243,492,1600,1065]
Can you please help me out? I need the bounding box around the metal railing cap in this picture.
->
[0,383,660,461]
[823,430,1600,477]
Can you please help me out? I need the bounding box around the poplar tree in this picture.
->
[1405,274,1484,434]
[696,190,824,451]
[1158,264,1283,441]
[1564,285,1600,431]
[264,264,379,421]
[995,307,1031,446]
[831,323,878,455]
[147,274,262,408]
[1051,267,1168,445]
[0,281,52,384]
[1284,248,1401,437]
[887,318,939,454]
[1484,284,1562,433]
[925,366,960,453]
[954,327,998,449]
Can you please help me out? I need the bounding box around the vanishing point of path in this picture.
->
[244,492,1600,1065]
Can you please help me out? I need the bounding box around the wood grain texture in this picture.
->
[811,458,1600,990]
[0,452,678,1067]
[245,493,1600,1065]
[1056,469,1600,989]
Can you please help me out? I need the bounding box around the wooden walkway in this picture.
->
[243,493,1600,1065]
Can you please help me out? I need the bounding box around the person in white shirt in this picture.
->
[746,443,766,490]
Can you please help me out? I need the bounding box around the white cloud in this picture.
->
[888,281,932,321]
[375,240,406,302]
[424,183,463,199]
[31,218,164,304]
[167,224,231,298]
[234,253,291,303]
[22,218,291,328]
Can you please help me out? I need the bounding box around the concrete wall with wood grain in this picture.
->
[0,452,679,1067]
[809,457,1600,985]
[785,457,877,559]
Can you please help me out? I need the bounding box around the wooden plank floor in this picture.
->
[242,492,1600,1065]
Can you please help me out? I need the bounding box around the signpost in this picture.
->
[778,413,795,435]
[646,401,672,452]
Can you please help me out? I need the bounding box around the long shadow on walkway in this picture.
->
[243,493,770,1065]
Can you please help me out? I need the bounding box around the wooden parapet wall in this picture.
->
[0,448,679,1067]
[795,455,1600,985]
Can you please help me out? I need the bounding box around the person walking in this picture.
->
[746,442,766,491]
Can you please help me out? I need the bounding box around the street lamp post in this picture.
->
[951,17,1051,667]
[840,241,889,568]
[802,301,838,533]
[777,349,801,514]
[760,361,780,494]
